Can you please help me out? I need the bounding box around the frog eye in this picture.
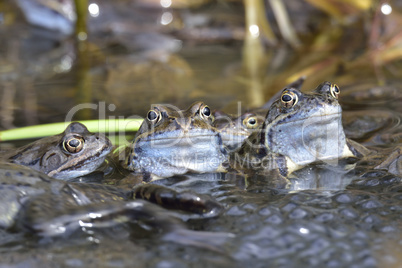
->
[147,109,161,123]
[63,135,84,153]
[243,116,258,129]
[200,105,211,119]
[281,91,298,108]
[330,84,340,99]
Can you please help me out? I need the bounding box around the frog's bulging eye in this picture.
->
[243,116,258,129]
[281,91,298,108]
[330,84,340,99]
[63,135,84,153]
[147,110,160,123]
[200,105,211,118]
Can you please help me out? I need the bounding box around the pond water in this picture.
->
[0,0,402,267]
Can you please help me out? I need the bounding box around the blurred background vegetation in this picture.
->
[0,0,401,128]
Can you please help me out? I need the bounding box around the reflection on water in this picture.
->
[0,0,402,267]
[289,162,358,191]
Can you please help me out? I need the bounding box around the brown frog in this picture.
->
[213,111,264,152]
[2,122,112,180]
[231,82,369,180]
[125,102,228,181]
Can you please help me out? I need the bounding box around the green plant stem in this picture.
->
[0,119,143,141]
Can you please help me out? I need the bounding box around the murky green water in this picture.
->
[0,0,402,267]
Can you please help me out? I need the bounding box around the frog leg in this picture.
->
[375,145,402,175]
[346,138,371,157]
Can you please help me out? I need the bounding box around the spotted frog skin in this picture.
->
[126,102,228,181]
[2,122,112,180]
[232,82,367,178]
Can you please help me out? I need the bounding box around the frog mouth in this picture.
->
[137,129,220,142]
[147,134,216,141]
[301,112,341,121]
[134,129,226,153]
[48,149,110,179]
[276,111,342,126]
[219,131,250,146]
[49,143,112,178]
[138,135,222,150]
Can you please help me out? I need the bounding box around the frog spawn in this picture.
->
[0,162,231,252]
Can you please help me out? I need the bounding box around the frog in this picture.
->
[209,77,306,153]
[231,81,369,182]
[339,83,402,111]
[125,102,228,181]
[336,85,402,175]
[213,110,264,152]
[2,122,113,180]
[342,109,402,144]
